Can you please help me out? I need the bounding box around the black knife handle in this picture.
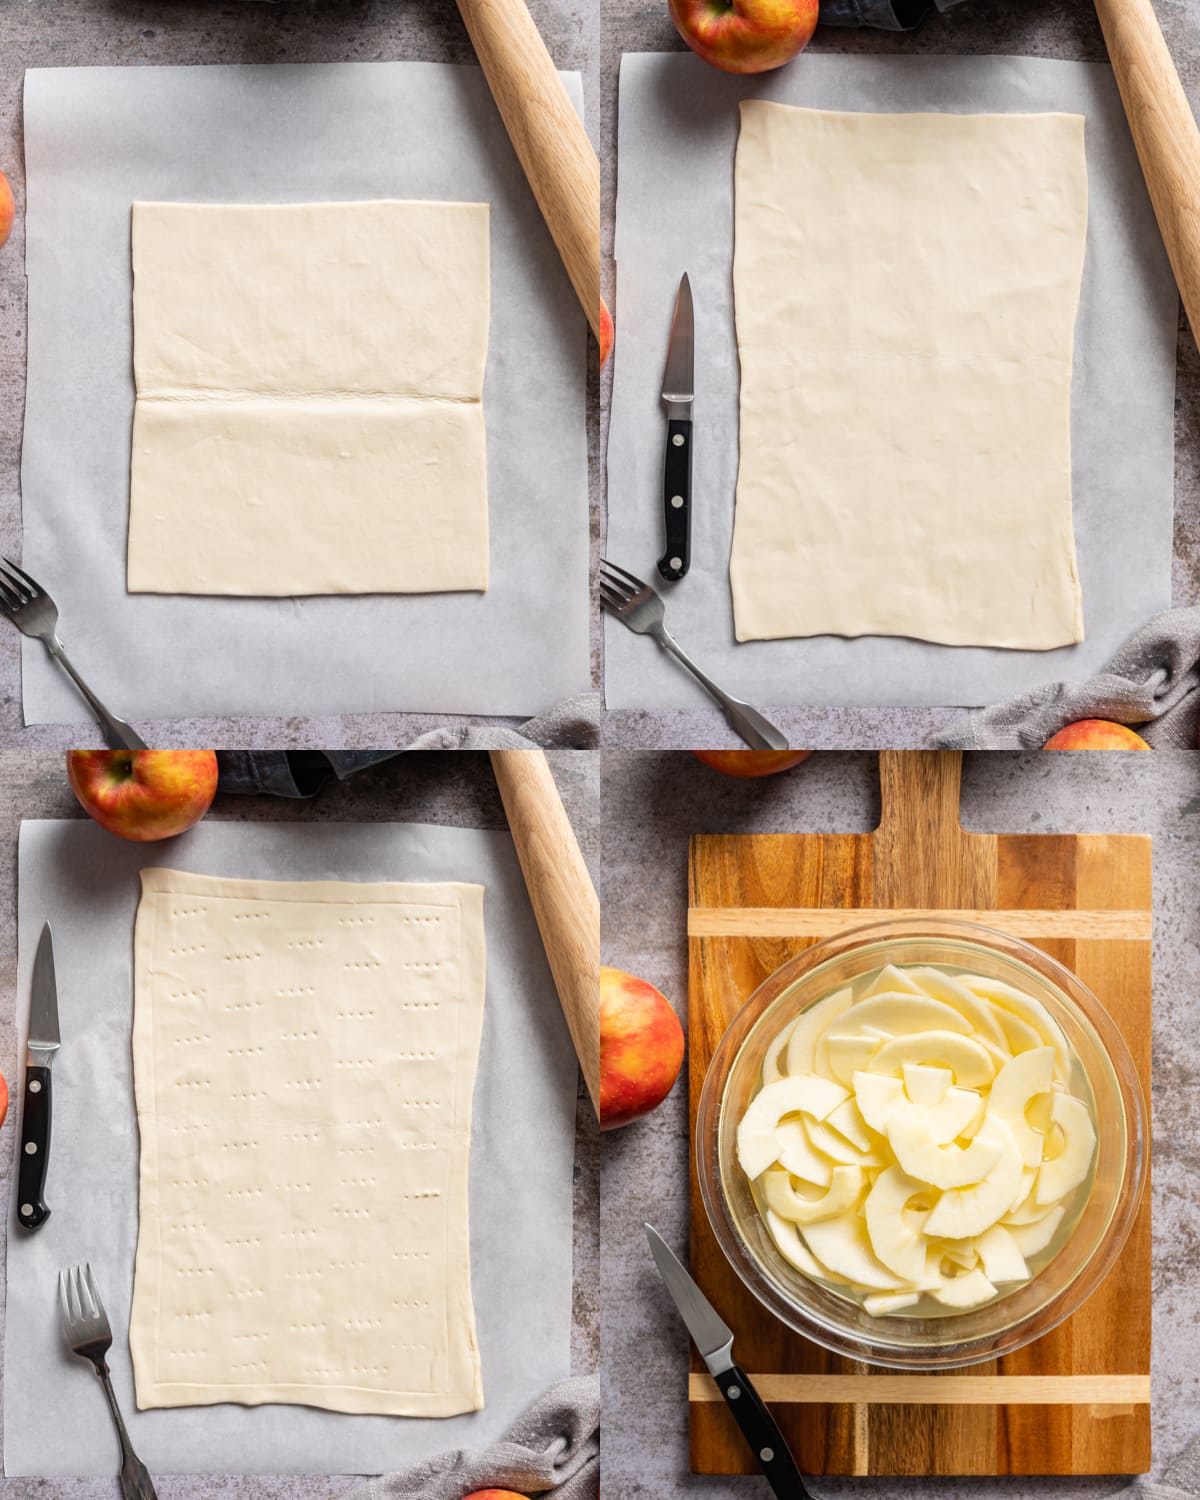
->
[17,1066,51,1231]
[715,1363,810,1499]
[657,417,692,581]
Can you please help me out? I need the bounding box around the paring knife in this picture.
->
[657,272,694,583]
[17,923,59,1231]
[645,1223,810,1499]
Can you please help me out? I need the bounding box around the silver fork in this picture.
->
[0,558,146,748]
[600,559,788,750]
[58,1264,158,1500]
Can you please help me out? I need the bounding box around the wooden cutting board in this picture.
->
[687,751,1152,1477]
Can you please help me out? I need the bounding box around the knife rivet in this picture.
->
[672,433,685,447]
[727,1384,741,1400]
[760,1448,774,1463]
[670,557,683,570]
[24,1141,37,1155]
[20,1204,32,1217]
[671,495,684,508]
[28,1080,41,1093]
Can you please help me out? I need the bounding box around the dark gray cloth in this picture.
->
[1107,1435,1200,1500]
[216,695,601,796]
[933,608,1200,750]
[340,1376,599,1500]
[820,0,966,28]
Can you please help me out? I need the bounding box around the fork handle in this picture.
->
[47,642,147,750]
[652,627,788,750]
[96,1364,158,1500]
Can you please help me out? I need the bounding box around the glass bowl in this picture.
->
[695,918,1147,1370]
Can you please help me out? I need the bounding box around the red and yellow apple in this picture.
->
[0,1072,8,1131]
[668,0,819,75]
[0,171,13,250]
[461,1492,531,1500]
[693,750,811,777]
[67,750,219,842]
[599,298,615,368]
[1043,721,1150,751]
[600,966,685,1130]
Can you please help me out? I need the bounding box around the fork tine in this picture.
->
[600,558,646,592]
[0,557,39,596]
[65,1266,81,1325]
[57,1270,69,1329]
[84,1263,105,1324]
[598,582,626,607]
[0,576,20,612]
[597,568,633,602]
[80,1263,98,1321]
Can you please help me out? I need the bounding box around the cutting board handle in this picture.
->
[874,751,990,908]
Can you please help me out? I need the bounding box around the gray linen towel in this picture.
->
[404,694,600,752]
[1105,1435,1200,1500]
[216,695,601,796]
[933,607,1200,750]
[820,0,967,27]
[340,1375,599,1500]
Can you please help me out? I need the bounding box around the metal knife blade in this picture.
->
[28,922,60,1064]
[18,923,58,1231]
[661,272,694,415]
[657,273,695,583]
[644,1223,810,1499]
[645,1222,733,1374]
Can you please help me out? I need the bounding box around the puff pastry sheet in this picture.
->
[128,200,490,596]
[730,103,1088,650]
[129,868,486,1417]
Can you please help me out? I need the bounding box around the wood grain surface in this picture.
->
[1095,0,1200,344]
[687,751,1152,1477]
[456,0,601,335]
[490,749,600,1114]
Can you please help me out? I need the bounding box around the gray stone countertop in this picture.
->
[598,0,1200,749]
[600,748,1200,1496]
[0,748,599,1496]
[0,0,600,750]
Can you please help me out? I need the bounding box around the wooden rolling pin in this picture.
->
[456,0,601,338]
[1094,0,1200,343]
[490,749,600,1116]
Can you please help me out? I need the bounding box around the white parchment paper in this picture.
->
[606,52,1179,710]
[21,62,590,725]
[5,819,578,1476]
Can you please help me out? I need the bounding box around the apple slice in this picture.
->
[931,1268,997,1310]
[737,1074,848,1179]
[887,1112,1004,1189]
[1035,1093,1096,1204]
[762,1016,799,1085]
[785,988,855,1076]
[977,1223,1030,1283]
[961,976,1071,1081]
[861,964,926,998]
[987,1046,1055,1167]
[923,1121,1025,1239]
[936,1239,980,1272]
[800,1214,912,1292]
[902,1062,953,1107]
[825,1098,876,1153]
[908,967,1011,1051]
[823,1032,884,1088]
[864,1291,921,1317]
[805,1116,888,1168]
[839,992,972,1038]
[852,1071,905,1134]
[869,1030,996,1089]
[1007,1203,1066,1258]
[775,1119,833,1188]
[864,1166,930,1282]
[763,1165,864,1225]
[765,1208,846,1283]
